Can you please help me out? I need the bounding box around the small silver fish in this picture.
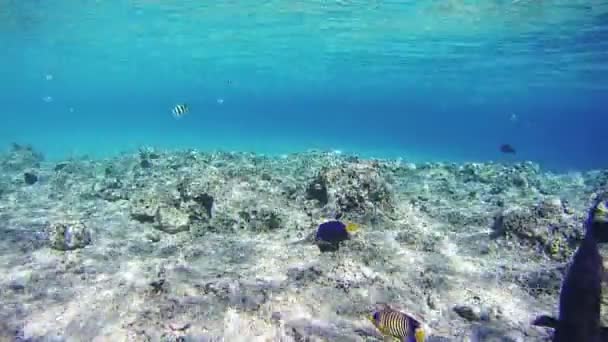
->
[172,104,189,118]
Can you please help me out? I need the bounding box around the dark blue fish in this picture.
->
[314,220,358,252]
[500,144,516,154]
[532,199,608,341]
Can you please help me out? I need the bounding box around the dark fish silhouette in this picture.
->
[499,144,516,154]
[314,220,358,252]
[532,200,608,342]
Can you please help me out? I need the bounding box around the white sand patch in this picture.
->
[222,308,290,342]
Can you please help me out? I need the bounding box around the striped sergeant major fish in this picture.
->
[369,305,426,342]
[172,104,189,118]
[532,199,608,341]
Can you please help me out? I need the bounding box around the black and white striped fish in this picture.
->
[369,307,426,342]
[172,104,189,118]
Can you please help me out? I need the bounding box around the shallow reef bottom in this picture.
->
[1,144,608,341]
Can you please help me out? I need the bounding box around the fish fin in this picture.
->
[531,315,558,329]
[414,327,425,342]
[345,222,359,233]
[594,200,608,223]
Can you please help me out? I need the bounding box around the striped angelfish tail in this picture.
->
[380,310,414,339]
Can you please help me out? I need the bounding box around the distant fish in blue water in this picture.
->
[532,199,608,341]
[499,144,516,154]
[315,220,358,252]
[172,104,189,118]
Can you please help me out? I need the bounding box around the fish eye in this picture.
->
[372,312,379,321]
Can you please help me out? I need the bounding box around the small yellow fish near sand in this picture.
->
[172,104,189,119]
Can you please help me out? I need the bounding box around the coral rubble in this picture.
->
[0,145,606,341]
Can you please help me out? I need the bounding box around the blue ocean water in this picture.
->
[1,1,607,171]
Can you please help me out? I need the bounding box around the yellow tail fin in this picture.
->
[595,201,608,223]
[415,327,426,342]
[345,222,358,233]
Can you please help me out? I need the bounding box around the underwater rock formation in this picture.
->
[129,189,195,234]
[0,143,44,171]
[236,205,282,231]
[176,176,215,220]
[155,205,190,234]
[455,161,540,190]
[535,196,565,218]
[306,160,395,221]
[92,177,128,202]
[130,191,163,223]
[492,198,584,261]
[306,172,329,205]
[48,220,92,251]
[176,177,214,211]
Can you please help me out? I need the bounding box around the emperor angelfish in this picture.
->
[172,104,189,118]
[369,306,426,342]
[532,199,608,341]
